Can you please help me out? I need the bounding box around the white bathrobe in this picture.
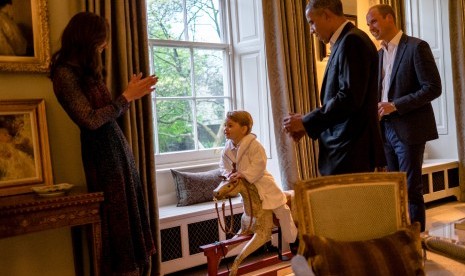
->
[219,134,287,210]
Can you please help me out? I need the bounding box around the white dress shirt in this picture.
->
[329,20,350,50]
[381,31,403,102]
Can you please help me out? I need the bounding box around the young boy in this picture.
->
[220,110,297,244]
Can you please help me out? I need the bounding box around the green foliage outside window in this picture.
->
[146,0,229,154]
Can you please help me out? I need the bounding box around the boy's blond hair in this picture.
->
[226,110,253,135]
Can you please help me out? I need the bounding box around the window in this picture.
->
[146,0,231,167]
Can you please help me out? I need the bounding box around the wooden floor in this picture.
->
[425,196,465,230]
[166,196,465,276]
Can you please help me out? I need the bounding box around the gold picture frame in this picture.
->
[319,14,358,61]
[0,99,53,196]
[0,0,50,72]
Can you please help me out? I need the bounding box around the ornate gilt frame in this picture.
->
[0,0,50,72]
[0,99,53,196]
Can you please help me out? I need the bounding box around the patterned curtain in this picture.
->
[448,0,465,201]
[262,0,320,190]
[84,0,161,274]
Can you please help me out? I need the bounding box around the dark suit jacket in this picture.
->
[379,33,441,145]
[302,23,385,175]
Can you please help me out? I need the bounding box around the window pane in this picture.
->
[147,0,222,43]
[194,49,225,97]
[147,0,185,40]
[196,99,227,149]
[157,99,195,153]
[152,46,192,97]
[186,0,222,43]
[147,0,232,159]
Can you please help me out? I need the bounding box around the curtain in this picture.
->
[380,0,405,31]
[448,0,465,201]
[85,0,161,274]
[262,0,319,190]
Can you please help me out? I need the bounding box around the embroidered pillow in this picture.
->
[171,169,223,206]
[302,222,424,276]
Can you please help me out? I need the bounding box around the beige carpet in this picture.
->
[424,251,465,275]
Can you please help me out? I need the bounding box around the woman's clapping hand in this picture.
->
[123,73,158,102]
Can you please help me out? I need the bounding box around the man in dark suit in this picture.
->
[366,4,442,231]
[283,0,385,176]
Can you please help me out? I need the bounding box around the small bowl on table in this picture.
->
[31,183,74,197]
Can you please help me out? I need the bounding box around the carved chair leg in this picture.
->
[71,227,84,276]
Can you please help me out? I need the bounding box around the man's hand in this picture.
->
[378,102,396,119]
[290,130,306,142]
[123,73,158,102]
[283,113,306,142]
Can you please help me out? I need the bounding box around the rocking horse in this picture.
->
[200,177,292,276]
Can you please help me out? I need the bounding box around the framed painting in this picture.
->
[0,99,53,196]
[0,0,50,72]
[319,14,358,61]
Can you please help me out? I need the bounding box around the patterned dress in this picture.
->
[52,64,155,275]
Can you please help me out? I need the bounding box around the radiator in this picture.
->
[159,202,244,275]
[422,159,460,203]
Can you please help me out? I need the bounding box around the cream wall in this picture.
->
[314,0,377,88]
[0,1,86,275]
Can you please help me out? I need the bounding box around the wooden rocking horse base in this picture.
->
[200,227,292,276]
[216,251,293,276]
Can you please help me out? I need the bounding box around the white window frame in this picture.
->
[147,0,235,170]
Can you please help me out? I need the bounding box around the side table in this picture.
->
[0,190,104,276]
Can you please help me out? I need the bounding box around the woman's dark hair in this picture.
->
[49,12,109,81]
[0,0,12,9]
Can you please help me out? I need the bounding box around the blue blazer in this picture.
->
[379,33,441,145]
[302,23,385,175]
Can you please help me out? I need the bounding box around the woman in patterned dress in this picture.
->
[49,12,157,275]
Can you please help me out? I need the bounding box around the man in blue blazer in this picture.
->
[283,0,385,176]
[366,4,442,231]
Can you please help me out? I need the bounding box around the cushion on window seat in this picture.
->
[171,168,223,206]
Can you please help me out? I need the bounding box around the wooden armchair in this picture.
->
[294,172,410,247]
[291,172,424,275]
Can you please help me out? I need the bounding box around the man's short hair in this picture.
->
[306,0,344,16]
[371,4,396,22]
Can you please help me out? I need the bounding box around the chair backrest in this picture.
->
[294,172,410,243]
